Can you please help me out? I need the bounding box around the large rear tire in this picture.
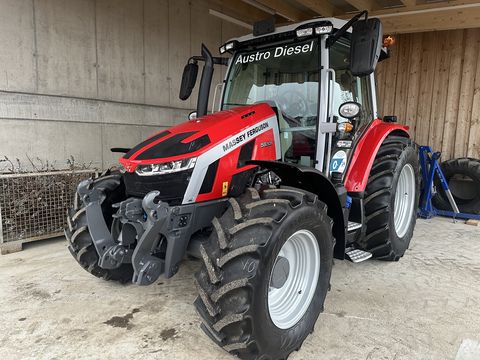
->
[65,173,133,283]
[194,186,334,359]
[357,136,420,261]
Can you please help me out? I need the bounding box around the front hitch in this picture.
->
[78,177,130,269]
[78,176,228,285]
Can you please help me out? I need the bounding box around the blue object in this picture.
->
[418,146,480,221]
[345,195,352,209]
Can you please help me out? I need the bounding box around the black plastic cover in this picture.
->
[350,18,383,77]
[179,62,198,100]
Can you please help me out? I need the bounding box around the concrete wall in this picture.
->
[0,0,246,171]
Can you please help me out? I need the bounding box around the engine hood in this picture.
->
[119,103,277,172]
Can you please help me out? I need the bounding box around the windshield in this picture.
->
[222,39,320,166]
[223,39,319,118]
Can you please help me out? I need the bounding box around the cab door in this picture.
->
[326,37,375,178]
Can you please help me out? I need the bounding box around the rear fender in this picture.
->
[249,160,346,260]
[344,119,410,193]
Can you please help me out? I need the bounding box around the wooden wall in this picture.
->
[375,28,480,160]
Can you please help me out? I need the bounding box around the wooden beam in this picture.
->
[365,0,480,16]
[209,0,273,24]
[399,0,416,8]
[245,0,312,21]
[379,6,480,33]
[294,0,336,17]
[344,0,376,12]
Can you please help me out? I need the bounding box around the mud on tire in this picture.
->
[65,173,133,283]
[357,136,420,261]
[194,186,334,360]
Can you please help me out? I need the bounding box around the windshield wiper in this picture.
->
[223,102,248,106]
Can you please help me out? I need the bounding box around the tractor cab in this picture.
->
[182,13,385,181]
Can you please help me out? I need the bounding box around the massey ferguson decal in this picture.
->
[182,116,279,204]
[222,122,269,152]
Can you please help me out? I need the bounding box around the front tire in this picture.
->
[357,136,420,261]
[194,187,334,359]
[65,173,133,283]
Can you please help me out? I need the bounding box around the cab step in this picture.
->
[345,248,372,263]
[347,221,362,232]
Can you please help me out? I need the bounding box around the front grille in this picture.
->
[123,170,192,205]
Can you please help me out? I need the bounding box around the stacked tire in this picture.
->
[432,158,480,214]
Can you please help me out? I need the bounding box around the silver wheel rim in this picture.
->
[394,164,416,238]
[268,229,320,329]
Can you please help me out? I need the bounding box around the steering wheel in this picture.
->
[276,90,308,120]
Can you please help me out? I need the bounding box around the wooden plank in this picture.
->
[379,6,480,34]
[414,31,437,146]
[441,29,465,159]
[254,0,311,21]
[209,0,274,24]
[344,0,376,11]
[428,30,452,153]
[399,0,416,7]
[374,56,386,116]
[393,34,412,125]
[404,33,423,138]
[381,38,400,117]
[467,28,480,158]
[363,0,480,16]
[294,0,336,16]
[454,28,479,158]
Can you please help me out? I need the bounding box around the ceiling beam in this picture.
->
[378,5,480,33]
[242,0,311,21]
[399,0,416,8]
[364,0,480,16]
[344,0,376,12]
[294,0,336,17]
[209,0,273,24]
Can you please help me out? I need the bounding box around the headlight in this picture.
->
[296,28,313,37]
[339,102,361,119]
[135,157,197,176]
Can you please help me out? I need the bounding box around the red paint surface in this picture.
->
[344,119,410,193]
[119,103,277,172]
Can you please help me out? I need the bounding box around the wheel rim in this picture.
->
[394,164,416,238]
[268,229,320,329]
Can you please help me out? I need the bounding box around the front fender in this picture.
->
[344,119,410,193]
[248,160,346,260]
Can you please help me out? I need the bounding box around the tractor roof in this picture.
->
[229,17,350,45]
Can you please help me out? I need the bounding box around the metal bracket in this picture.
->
[77,177,126,270]
[131,191,170,285]
[418,146,480,221]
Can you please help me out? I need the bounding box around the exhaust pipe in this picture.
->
[197,44,214,117]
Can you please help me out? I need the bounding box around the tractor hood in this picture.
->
[119,103,277,173]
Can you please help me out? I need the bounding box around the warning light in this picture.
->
[383,35,395,48]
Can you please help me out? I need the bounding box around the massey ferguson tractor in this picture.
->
[66,12,420,359]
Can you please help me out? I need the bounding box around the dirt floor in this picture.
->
[1,217,480,360]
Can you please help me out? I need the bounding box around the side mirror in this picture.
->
[350,18,383,76]
[179,62,198,100]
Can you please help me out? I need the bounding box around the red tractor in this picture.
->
[66,12,420,359]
